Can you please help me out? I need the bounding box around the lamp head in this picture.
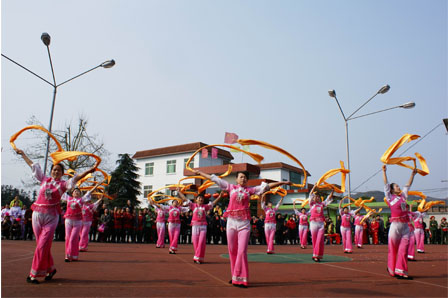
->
[443,118,448,133]
[328,90,336,98]
[101,59,115,68]
[400,102,416,109]
[378,85,390,94]
[41,33,51,46]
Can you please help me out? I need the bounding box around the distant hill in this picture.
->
[350,190,447,202]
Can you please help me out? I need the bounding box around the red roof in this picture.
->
[184,163,260,176]
[133,142,234,160]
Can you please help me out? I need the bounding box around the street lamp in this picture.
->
[328,85,415,201]
[2,32,115,175]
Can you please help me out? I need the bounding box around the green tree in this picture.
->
[1,185,33,207]
[107,154,141,208]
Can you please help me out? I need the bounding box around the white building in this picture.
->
[133,142,312,211]
[132,142,233,206]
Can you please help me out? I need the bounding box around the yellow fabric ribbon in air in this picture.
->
[237,139,308,188]
[314,161,350,193]
[177,165,234,195]
[344,196,382,214]
[10,125,64,152]
[407,191,445,212]
[293,198,309,208]
[380,134,429,176]
[147,184,184,205]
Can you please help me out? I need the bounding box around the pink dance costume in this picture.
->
[309,194,333,260]
[211,174,269,287]
[262,201,281,253]
[407,211,422,260]
[413,212,426,253]
[62,192,91,261]
[339,209,355,252]
[79,197,101,251]
[354,215,365,248]
[294,209,310,248]
[29,164,75,278]
[168,205,189,253]
[188,200,214,263]
[155,206,168,248]
[384,183,411,277]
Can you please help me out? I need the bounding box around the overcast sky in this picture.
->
[2,0,447,198]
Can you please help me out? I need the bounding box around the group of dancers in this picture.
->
[16,145,424,287]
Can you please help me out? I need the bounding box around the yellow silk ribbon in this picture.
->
[237,139,308,188]
[314,161,350,193]
[406,191,445,212]
[344,196,382,214]
[11,125,103,171]
[147,184,185,205]
[10,125,63,152]
[380,134,429,176]
[293,198,309,208]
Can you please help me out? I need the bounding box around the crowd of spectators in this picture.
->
[2,200,448,246]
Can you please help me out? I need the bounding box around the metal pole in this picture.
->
[345,120,351,207]
[43,87,57,174]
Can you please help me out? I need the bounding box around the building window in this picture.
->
[184,158,194,169]
[143,185,153,198]
[290,171,302,190]
[166,160,176,174]
[165,184,172,195]
[282,179,290,190]
[145,162,154,176]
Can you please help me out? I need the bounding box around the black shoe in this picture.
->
[44,269,57,281]
[396,275,413,280]
[26,276,39,284]
[228,280,232,284]
[233,284,247,288]
[408,258,417,262]
[65,258,70,262]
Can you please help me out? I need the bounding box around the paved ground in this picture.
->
[2,240,447,297]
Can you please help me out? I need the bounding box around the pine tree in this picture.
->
[107,154,141,208]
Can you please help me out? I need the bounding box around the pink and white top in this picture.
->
[407,211,422,232]
[62,192,91,220]
[31,163,76,216]
[294,209,310,226]
[1,208,10,221]
[82,198,101,222]
[384,182,409,223]
[261,201,281,224]
[354,214,364,226]
[309,194,333,222]
[211,175,269,220]
[168,206,189,224]
[154,206,168,223]
[339,209,355,228]
[413,212,426,229]
[188,201,213,226]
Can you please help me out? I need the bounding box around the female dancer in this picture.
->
[79,191,104,252]
[15,148,94,283]
[151,199,188,253]
[354,210,372,249]
[178,190,223,263]
[261,192,284,254]
[293,202,310,249]
[309,185,334,262]
[382,165,418,279]
[338,199,362,253]
[413,208,426,253]
[150,200,168,248]
[195,169,289,288]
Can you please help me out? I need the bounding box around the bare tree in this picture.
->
[19,115,111,181]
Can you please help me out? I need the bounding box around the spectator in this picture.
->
[440,217,447,245]
[285,215,297,245]
[2,215,12,239]
[1,205,11,222]
[99,209,112,242]
[10,218,22,240]
[10,196,23,208]
[429,216,438,244]
[256,215,265,245]
[23,205,33,240]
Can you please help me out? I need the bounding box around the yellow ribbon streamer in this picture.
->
[314,161,350,193]
[10,125,63,152]
[237,139,308,188]
[380,134,429,176]
[293,198,310,208]
[406,191,445,212]
[147,184,185,205]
